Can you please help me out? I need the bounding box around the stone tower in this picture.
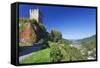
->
[29,8,42,23]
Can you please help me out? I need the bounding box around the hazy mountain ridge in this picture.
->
[77,35,96,43]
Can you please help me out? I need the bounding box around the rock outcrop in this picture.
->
[19,18,47,46]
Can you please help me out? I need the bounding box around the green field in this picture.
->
[20,48,51,64]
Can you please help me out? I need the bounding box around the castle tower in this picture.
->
[29,8,42,23]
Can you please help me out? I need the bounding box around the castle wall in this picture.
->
[29,9,39,22]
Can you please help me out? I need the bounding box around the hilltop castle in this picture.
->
[29,8,42,23]
[19,8,46,46]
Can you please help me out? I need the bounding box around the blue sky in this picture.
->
[19,4,96,40]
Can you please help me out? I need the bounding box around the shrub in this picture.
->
[49,42,63,62]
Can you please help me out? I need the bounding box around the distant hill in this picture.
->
[77,35,96,43]
[78,35,96,59]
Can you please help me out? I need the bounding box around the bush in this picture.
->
[38,39,49,49]
[49,42,63,62]
[60,43,85,61]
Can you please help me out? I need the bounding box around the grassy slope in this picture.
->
[20,48,51,64]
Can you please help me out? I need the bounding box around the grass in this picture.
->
[19,48,51,64]
[19,41,85,64]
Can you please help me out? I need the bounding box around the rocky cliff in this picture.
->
[19,18,47,46]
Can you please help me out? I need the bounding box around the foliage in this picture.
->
[59,39,70,45]
[49,42,63,62]
[49,29,62,42]
[39,38,49,49]
[48,41,84,62]
[59,43,85,61]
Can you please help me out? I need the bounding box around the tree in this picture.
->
[50,29,62,42]
[50,42,63,62]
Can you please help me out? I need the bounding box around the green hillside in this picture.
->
[79,35,96,59]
